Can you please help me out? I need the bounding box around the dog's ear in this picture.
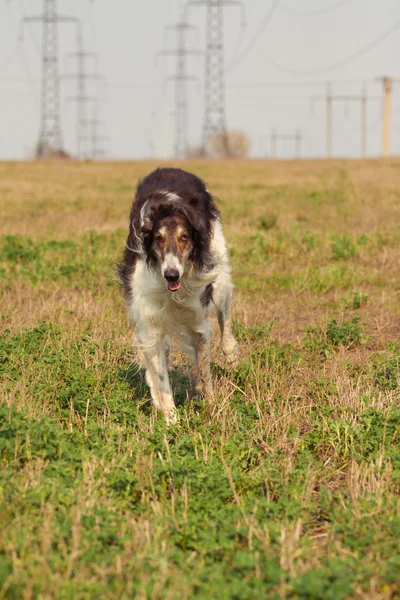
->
[185,189,216,230]
[140,215,153,235]
[139,200,153,236]
[181,200,209,235]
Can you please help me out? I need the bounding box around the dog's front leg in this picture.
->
[142,340,178,424]
[217,295,238,368]
[190,329,213,399]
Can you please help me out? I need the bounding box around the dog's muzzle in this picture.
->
[164,268,181,292]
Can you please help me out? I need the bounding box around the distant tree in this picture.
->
[210,130,251,158]
[185,145,206,158]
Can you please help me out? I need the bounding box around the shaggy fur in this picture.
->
[118,167,237,423]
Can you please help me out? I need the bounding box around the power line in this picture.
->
[18,0,41,57]
[87,78,377,91]
[2,1,38,106]
[225,21,246,71]
[341,114,381,136]
[0,76,38,83]
[2,77,377,90]
[226,79,367,89]
[1,2,18,69]
[281,0,357,17]
[105,81,159,89]
[226,0,279,73]
[219,1,246,72]
[256,18,400,76]
[16,44,39,107]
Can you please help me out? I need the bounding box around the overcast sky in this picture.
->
[0,0,399,159]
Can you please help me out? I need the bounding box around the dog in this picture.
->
[118,167,237,423]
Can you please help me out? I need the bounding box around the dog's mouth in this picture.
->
[167,280,181,292]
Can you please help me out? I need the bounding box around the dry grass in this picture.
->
[1,158,399,599]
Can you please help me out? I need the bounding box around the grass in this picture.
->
[1,158,400,599]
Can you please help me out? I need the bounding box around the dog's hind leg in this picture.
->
[141,338,178,424]
[216,290,238,368]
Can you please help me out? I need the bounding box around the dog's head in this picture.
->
[139,200,195,291]
[146,212,193,291]
[138,194,215,292]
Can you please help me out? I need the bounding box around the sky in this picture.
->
[0,0,399,159]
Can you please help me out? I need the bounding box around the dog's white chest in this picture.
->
[129,260,210,340]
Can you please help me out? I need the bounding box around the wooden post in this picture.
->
[382,76,392,157]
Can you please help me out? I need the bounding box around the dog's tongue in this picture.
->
[168,281,181,292]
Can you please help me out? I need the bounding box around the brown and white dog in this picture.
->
[118,167,237,423]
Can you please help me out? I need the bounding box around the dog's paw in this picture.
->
[223,337,238,368]
[164,406,180,426]
[201,384,214,400]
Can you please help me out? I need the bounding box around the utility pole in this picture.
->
[21,0,77,158]
[310,83,378,158]
[377,76,392,157]
[157,19,202,159]
[311,82,332,157]
[63,24,103,159]
[188,0,244,156]
[262,128,303,158]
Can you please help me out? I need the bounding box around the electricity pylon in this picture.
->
[63,24,103,159]
[157,19,202,158]
[21,0,77,158]
[188,0,244,156]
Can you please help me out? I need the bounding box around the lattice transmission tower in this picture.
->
[82,102,109,159]
[64,24,103,159]
[188,0,244,156]
[158,19,202,158]
[21,0,77,158]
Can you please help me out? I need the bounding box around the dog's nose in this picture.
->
[164,268,180,282]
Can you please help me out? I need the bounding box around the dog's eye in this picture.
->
[181,234,188,242]
[155,234,163,242]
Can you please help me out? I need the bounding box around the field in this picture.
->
[1,158,400,599]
